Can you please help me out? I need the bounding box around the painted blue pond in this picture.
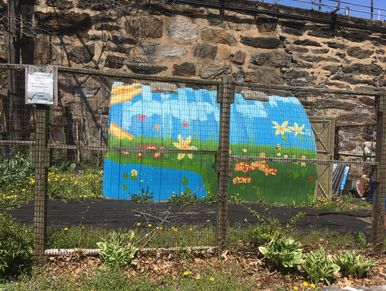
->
[103,159,207,200]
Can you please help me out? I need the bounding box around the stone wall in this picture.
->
[0,0,385,160]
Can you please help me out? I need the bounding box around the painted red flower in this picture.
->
[308,175,315,183]
[136,153,144,158]
[153,152,162,159]
[181,121,188,127]
[136,114,147,122]
[143,145,157,150]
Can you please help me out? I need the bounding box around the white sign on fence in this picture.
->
[25,65,58,105]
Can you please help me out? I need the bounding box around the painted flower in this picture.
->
[272,121,292,136]
[154,124,160,131]
[173,135,197,160]
[259,152,266,158]
[153,152,162,159]
[131,169,138,178]
[136,114,146,122]
[136,153,143,159]
[289,122,305,136]
[181,121,188,127]
[242,148,248,153]
[300,155,306,167]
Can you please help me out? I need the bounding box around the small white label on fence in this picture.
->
[25,65,58,105]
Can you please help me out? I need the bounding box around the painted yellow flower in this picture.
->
[272,121,291,136]
[289,122,305,136]
[131,169,138,178]
[173,135,197,160]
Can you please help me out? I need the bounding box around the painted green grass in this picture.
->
[229,161,318,203]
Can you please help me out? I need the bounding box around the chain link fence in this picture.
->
[0,64,384,260]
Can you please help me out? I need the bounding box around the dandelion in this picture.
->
[209,276,215,282]
[63,227,69,231]
[147,224,152,228]
[293,286,299,291]
[194,274,201,280]
[183,271,191,277]
[136,222,141,227]
[302,282,309,287]
[310,283,316,289]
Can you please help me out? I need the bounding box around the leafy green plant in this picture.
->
[131,187,153,203]
[250,218,284,246]
[0,153,33,191]
[334,250,374,278]
[168,192,197,205]
[356,232,367,248]
[0,214,32,281]
[97,231,138,269]
[303,248,340,285]
[258,237,303,270]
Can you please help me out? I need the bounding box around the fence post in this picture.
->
[32,105,50,263]
[372,94,385,253]
[217,76,234,250]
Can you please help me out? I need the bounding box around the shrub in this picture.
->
[258,237,303,270]
[0,214,32,280]
[0,153,33,191]
[334,250,374,278]
[303,248,340,285]
[97,231,138,269]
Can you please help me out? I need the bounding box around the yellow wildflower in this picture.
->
[293,287,299,291]
[147,224,152,228]
[183,271,191,277]
[302,282,309,287]
[194,274,201,280]
[63,227,69,231]
[310,283,316,289]
[209,276,215,282]
[135,222,141,227]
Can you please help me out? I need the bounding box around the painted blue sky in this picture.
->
[259,0,386,20]
[108,84,316,151]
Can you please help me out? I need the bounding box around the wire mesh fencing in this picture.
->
[0,64,385,259]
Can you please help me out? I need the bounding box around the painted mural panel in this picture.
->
[103,82,317,203]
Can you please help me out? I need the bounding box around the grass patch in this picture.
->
[0,265,254,291]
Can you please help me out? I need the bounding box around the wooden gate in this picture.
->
[310,117,336,200]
